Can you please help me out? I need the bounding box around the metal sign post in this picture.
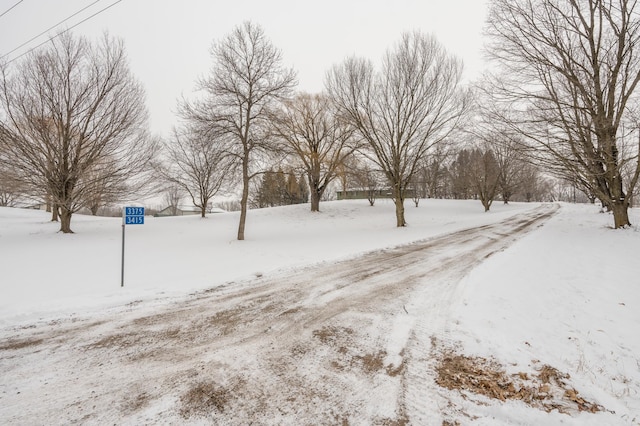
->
[121,206,145,287]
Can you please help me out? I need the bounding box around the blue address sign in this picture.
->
[125,207,145,216]
[124,206,145,225]
[125,215,144,225]
[121,206,145,287]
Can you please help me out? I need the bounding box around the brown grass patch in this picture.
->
[436,353,520,402]
[435,351,603,414]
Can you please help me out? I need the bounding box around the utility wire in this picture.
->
[1,0,101,60]
[0,0,24,19]
[3,0,123,64]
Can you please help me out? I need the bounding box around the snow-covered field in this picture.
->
[0,199,543,326]
[0,199,638,424]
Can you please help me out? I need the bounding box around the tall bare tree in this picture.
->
[0,32,155,233]
[327,31,469,227]
[486,0,640,228]
[449,148,474,199]
[0,130,23,206]
[163,183,183,216]
[519,163,552,202]
[468,147,501,211]
[473,116,527,204]
[335,154,360,196]
[162,127,230,218]
[492,136,525,204]
[352,158,386,206]
[0,161,22,207]
[81,157,126,216]
[270,93,358,211]
[415,142,452,199]
[181,21,296,239]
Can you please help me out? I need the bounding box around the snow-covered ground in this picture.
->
[0,199,638,424]
[0,198,541,326]
[450,202,640,425]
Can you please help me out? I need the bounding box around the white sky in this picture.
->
[0,0,489,136]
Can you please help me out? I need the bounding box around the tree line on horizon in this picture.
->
[1,0,640,235]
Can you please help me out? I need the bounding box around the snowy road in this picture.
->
[0,203,559,425]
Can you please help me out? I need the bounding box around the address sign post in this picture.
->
[121,206,145,287]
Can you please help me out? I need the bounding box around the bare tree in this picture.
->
[415,142,452,199]
[270,93,358,211]
[181,21,296,239]
[474,123,527,204]
[519,163,551,202]
[0,32,155,232]
[493,136,525,204]
[468,147,501,211]
[352,159,386,206]
[0,132,23,206]
[163,183,183,216]
[0,167,22,207]
[449,148,474,199]
[162,127,230,218]
[335,154,360,195]
[486,0,640,228]
[81,154,131,216]
[327,31,469,227]
[409,180,421,207]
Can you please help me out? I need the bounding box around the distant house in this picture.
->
[154,205,226,217]
[154,205,202,217]
[336,189,393,200]
[26,203,49,211]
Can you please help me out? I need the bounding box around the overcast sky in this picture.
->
[0,0,489,136]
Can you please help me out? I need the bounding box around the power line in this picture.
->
[3,0,123,64]
[1,0,102,60]
[0,0,24,19]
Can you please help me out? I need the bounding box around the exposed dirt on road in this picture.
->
[0,204,559,425]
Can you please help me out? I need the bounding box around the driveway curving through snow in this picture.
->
[0,203,559,425]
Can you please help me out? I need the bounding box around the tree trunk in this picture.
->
[480,193,493,211]
[237,156,249,240]
[308,168,323,212]
[51,204,59,222]
[200,206,206,218]
[393,187,406,227]
[59,207,73,233]
[367,191,376,206]
[612,202,630,228]
[310,189,321,212]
